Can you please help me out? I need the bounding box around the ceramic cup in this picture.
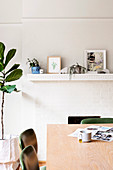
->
[40,69,44,74]
[78,131,91,143]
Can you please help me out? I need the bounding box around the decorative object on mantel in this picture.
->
[68,63,86,74]
[27,58,40,74]
[84,50,106,73]
[97,69,110,74]
[47,56,61,74]
[60,67,68,74]
[0,42,23,169]
[40,69,44,74]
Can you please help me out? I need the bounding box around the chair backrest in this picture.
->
[19,128,38,153]
[68,116,101,124]
[81,118,113,124]
[20,145,39,170]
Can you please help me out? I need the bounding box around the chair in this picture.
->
[68,116,101,124]
[20,145,46,170]
[19,128,38,153]
[81,118,113,124]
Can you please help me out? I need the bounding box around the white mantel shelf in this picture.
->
[27,74,113,81]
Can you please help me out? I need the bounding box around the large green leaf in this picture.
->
[0,62,4,72]
[6,64,20,75]
[0,82,3,86]
[0,42,5,63]
[4,49,16,67]
[0,76,3,79]
[0,85,16,93]
[5,69,22,82]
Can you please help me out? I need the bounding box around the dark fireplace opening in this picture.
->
[68,116,101,124]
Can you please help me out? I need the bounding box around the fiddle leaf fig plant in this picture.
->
[0,42,23,139]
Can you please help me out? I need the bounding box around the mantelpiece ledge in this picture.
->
[27,73,113,81]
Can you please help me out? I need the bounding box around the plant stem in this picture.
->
[1,91,5,139]
[1,73,5,140]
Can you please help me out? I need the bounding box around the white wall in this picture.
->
[0,0,22,23]
[23,0,113,18]
[1,0,113,160]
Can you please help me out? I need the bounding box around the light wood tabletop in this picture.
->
[47,124,113,170]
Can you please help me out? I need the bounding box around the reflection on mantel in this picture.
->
[27,74,113,81]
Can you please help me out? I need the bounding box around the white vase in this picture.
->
[0,135,20,170]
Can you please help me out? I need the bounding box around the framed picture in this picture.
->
[47,56,61,74]
[84,50,106,72]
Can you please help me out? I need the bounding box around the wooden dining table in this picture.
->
[47,124,113,170]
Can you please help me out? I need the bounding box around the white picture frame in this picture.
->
[84,50,106,73]
[47,56,61,74]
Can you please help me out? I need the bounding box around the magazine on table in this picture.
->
[68,125,113,142]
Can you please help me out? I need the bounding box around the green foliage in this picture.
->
[6,64,20,75]
[0,42,5,63]
[0,42,23,92]
[0,82,3,86]
[0,85,16,93]
[5,69,22,82]
[27,58,39,68]
[4,49,16,67]
[0,42,23,139]
[0,62,4,72]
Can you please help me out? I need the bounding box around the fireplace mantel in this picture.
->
[27,74,113,81]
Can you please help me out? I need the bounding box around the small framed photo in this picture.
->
[84,50,106,72]
[47,56,61,74]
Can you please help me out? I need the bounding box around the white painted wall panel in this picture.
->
[23,0,113,18]
[0,0,22,23]
[23,19,113,73]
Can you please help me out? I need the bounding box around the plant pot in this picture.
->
[31,66,40,74]
[0,135,20,170]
